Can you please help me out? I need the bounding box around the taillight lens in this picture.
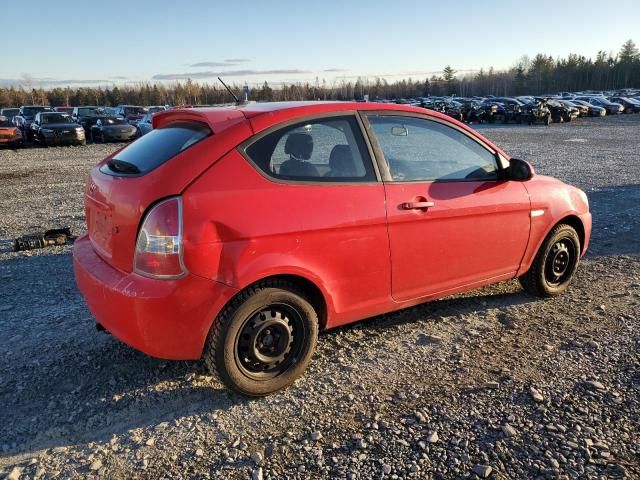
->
[134,197,186,279]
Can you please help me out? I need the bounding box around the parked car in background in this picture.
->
[72,106,107,134]
[559,100,588,117]
[491,97,526,123]
[569,99,606,117]
[575,96,623,115]
[0,108,20,121]
[609,96,640,114]
[547,99,578,122]
[147,106,169,114]
[13,105,53,140]
[31,112,85,146]
[0,115,24,148]
[137,112,154,136]
[114,105,146,124]
[54,106,74,115]
[521,98,552,125]
[74,101,591,396]
[90,116,138,143]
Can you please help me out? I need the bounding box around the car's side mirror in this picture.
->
[505,158,533,181]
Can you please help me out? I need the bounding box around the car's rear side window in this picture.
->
[102,121,211,175]
[244,115,376,182]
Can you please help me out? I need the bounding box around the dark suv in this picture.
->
[14,106,53,140]
[72,106,107,134]
[113,105,146,124]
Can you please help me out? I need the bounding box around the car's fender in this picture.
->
[517,175,591,275]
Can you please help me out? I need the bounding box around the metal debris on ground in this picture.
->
[13,227,78,252]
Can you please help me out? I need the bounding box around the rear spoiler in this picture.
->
[152,108,247,134]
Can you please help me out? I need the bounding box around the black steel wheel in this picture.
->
[519,224,581,297]
[543,238,576,287]
[235,304,306,379]
[203,279,318,396]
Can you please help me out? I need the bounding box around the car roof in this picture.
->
[152,101,508,159]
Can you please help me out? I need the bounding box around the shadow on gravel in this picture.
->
[585,184,640,257]
[0,251,242,458]
[322,282,533,341]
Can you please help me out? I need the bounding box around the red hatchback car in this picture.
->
[73,101,591,396]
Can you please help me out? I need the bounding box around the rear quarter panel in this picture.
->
[182,149,391,328]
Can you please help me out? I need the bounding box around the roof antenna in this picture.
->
[218,77,240,104]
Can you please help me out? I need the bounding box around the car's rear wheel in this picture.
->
[203,279,318,396]
[519,224,580,297]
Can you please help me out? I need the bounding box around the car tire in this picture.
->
[203,279,319,396]
[519,224,581,298]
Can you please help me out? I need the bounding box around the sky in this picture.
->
[2,0,639,89]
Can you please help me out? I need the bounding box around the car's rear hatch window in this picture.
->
[100,121,211,175]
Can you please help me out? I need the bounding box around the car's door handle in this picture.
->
[402,201,435,210]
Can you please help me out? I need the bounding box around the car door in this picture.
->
[362,112,531,302]
[237,113,391,325]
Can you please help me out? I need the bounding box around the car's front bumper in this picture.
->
[73,234,238,359]
[579,212,592,256]
[102,130,137,141]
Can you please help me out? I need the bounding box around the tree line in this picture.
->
[1,40,638,109]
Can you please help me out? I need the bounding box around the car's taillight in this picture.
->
[134,196,186,279]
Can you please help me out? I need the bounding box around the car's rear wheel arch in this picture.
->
[211,273,329,336]
[253,274,328,330]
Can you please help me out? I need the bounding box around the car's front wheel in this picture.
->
[203,279,319,396]
[519,224,581,297]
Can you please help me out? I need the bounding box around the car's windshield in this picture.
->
[77,107,102,116]
[103,117,126,125]
[0,117,13,127]
[41,113,71,124]
[22,107,50,118]
[1,109,19,117]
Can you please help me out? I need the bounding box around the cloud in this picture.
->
[152,69,312,80]
[189,62,235,67]
[323,68,347,72]
[40,79,108,86]
[0,77,109,87]
[188,59,249,67]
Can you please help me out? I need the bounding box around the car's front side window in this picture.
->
[245,115,376,182]
[367,115,498,182]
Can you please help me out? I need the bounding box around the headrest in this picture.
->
[329,145,356,175]
[284,132,313,160]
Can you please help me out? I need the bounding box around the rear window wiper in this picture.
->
[106,158,141,174]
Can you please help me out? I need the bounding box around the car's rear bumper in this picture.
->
[73,234,238,359]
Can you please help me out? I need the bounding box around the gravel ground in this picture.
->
[0,115,638,480]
